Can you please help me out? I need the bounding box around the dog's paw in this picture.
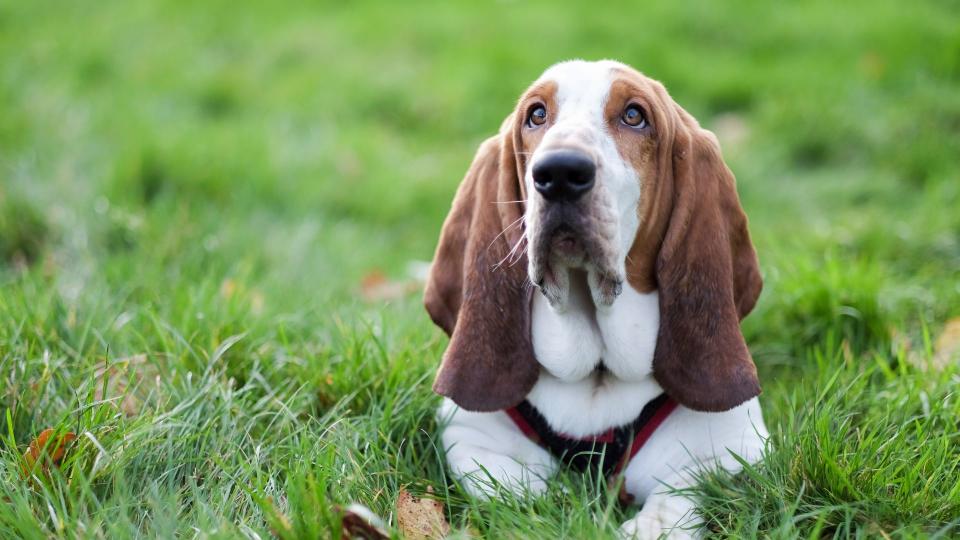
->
[618,513,695,540]
[618,514,665,540]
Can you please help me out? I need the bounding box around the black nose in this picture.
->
[532,151,596,202]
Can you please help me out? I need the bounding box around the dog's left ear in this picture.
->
[652,109,763,412]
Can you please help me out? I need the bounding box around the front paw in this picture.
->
[618,514,694,540]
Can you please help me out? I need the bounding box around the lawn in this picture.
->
[1,0,959,538]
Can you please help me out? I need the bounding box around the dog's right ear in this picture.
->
[424,121,540,412]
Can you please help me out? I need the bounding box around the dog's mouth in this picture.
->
[549,225,587,263]
[531,205,594,265]
[529,212,623,309]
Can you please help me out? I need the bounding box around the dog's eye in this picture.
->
[621,104,647,128]
[528,105,547,127]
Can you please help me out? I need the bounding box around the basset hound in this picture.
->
[425,60,768,539]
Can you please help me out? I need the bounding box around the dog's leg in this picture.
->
[618,475,699,539]
[617,400,768,539]
[438,398,558,499]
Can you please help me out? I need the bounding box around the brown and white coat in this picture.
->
[425,60,768,539]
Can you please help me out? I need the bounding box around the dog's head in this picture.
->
[425,60,762,413]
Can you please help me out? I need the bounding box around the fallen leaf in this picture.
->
[361,270,387,289]
[339,503,390,540]
[22,428,76,477]
[396,487,450,540]
[360,269,421,302]
[933,317,960,370]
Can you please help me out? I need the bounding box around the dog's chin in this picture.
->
[529,227,623,311]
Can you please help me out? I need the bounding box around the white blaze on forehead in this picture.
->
[530,59,643,263]
[537,60,616,136]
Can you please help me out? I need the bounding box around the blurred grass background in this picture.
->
[1,0,959,538]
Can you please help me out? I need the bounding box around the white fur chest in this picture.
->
[528,275,663,437]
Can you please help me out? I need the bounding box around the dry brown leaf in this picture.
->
[22,428,76,477]
[361,270,387,289]
[397,487,450,540]
[932,317,960,370]
[360,269,421,302]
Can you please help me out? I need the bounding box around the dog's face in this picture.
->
[425,60,763,413]
[517,60,656,309]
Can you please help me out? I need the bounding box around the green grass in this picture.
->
[1,0,959,537]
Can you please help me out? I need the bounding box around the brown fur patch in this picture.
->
[604,73,666,293]
[513,80,558,178]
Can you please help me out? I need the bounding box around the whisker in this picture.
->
[508,242,528,267]
[507,237,527,266]
[493,231,528,271]
[485,214,524,252]
[491,199,528,205]
[506,231,528,263]
[505,234,528,266]
[493,250,514,271]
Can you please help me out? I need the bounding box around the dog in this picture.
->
[424,60,767,539]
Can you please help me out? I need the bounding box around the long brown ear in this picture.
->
[652,110,763,412]
[424,126,538,412]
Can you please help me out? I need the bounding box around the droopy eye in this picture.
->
[621,104,648,128]
[528,105,547,127]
